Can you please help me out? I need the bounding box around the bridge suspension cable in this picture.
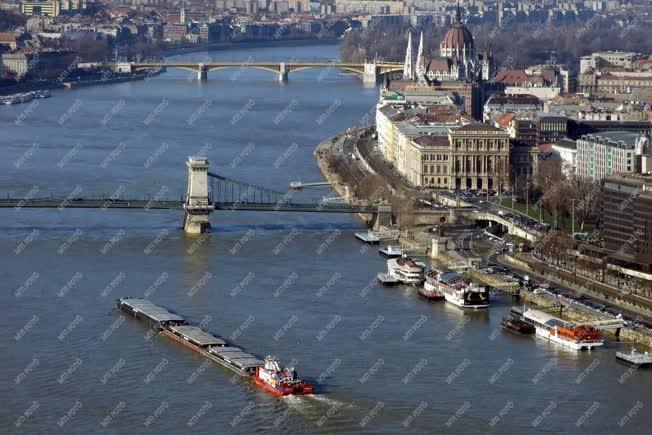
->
[207,172,295,205]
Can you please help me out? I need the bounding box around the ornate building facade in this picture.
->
[403,6,493,84]
[448,124,510,191]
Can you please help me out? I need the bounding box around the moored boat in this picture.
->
[420,268,445,300]
[387,255,424,285]
[501,317,535,334]
[418,286,445,301]
[522,309,603,350]
[426,269,489,308]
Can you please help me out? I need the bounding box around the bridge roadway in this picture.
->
[0,198,378,213]
[0,198,464,215]
[120,60,404,81]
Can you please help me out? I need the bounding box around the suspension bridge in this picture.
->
[0,157,387,234]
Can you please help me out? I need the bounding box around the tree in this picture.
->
[536,230,573,266]
[536,156,564,196]
[569,177,600,231]
[542,181,570,228]
[356,174,390,202]
[513,175,535,202]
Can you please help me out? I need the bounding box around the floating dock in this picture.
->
[116,297,264,376]
[379,245,403,258]
[355,231,381,244]
[377,272,400,286]
[617,349,652,367]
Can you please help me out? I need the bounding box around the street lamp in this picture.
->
[571,198,575,236]
[525,176,530,217]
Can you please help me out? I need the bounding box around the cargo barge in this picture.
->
[116,297,314,395]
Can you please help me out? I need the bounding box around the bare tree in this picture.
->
[391,195,416,229]
[536,157,564,196]
[542,181,570,228]
[570,177,600,231]
[536,230,573,266]
[356,174,390,202]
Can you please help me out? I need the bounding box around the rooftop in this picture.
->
[485,94,542,106]
[581,130,644,148]
[604,173,652,190]
[453,123,504,133]
[549,138,577,150]
[413,135,449,148]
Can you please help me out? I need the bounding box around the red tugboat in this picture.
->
[254,356,314,396]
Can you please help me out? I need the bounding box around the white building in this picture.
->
[550,138,577,177]
[576,131,647,181]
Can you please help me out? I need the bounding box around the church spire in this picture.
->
[455,0,462,26]
[403,31,414,81]
[415,31,426,84]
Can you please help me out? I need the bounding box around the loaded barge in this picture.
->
[116,297,314,395]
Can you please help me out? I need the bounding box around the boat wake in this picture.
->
[307,395,349,407]
[281,394,353,413]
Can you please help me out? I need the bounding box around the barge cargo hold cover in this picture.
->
[168,325,226,347]
[115,297,312,395]
[117,298,184,325]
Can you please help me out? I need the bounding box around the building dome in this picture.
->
[440,6,474,57]
[441,26,474,51]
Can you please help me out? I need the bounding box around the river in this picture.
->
[1,43,650,434]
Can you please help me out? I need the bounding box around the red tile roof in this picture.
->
[491,69,529,84]
[0,32,16,44]
[496,113,515,127]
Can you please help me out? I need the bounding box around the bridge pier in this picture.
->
[197,64,208,81]
[374,205,393,230]
[363,62,380,86]
[278,62,288,83]
[184,157,214,235]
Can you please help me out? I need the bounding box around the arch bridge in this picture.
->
[118,60,404,83]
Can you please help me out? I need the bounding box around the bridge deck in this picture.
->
[0,199,376,213]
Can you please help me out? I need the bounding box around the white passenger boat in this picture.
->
[426,269,489,308]
[522,309,603,351]
[386,255,424,285]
